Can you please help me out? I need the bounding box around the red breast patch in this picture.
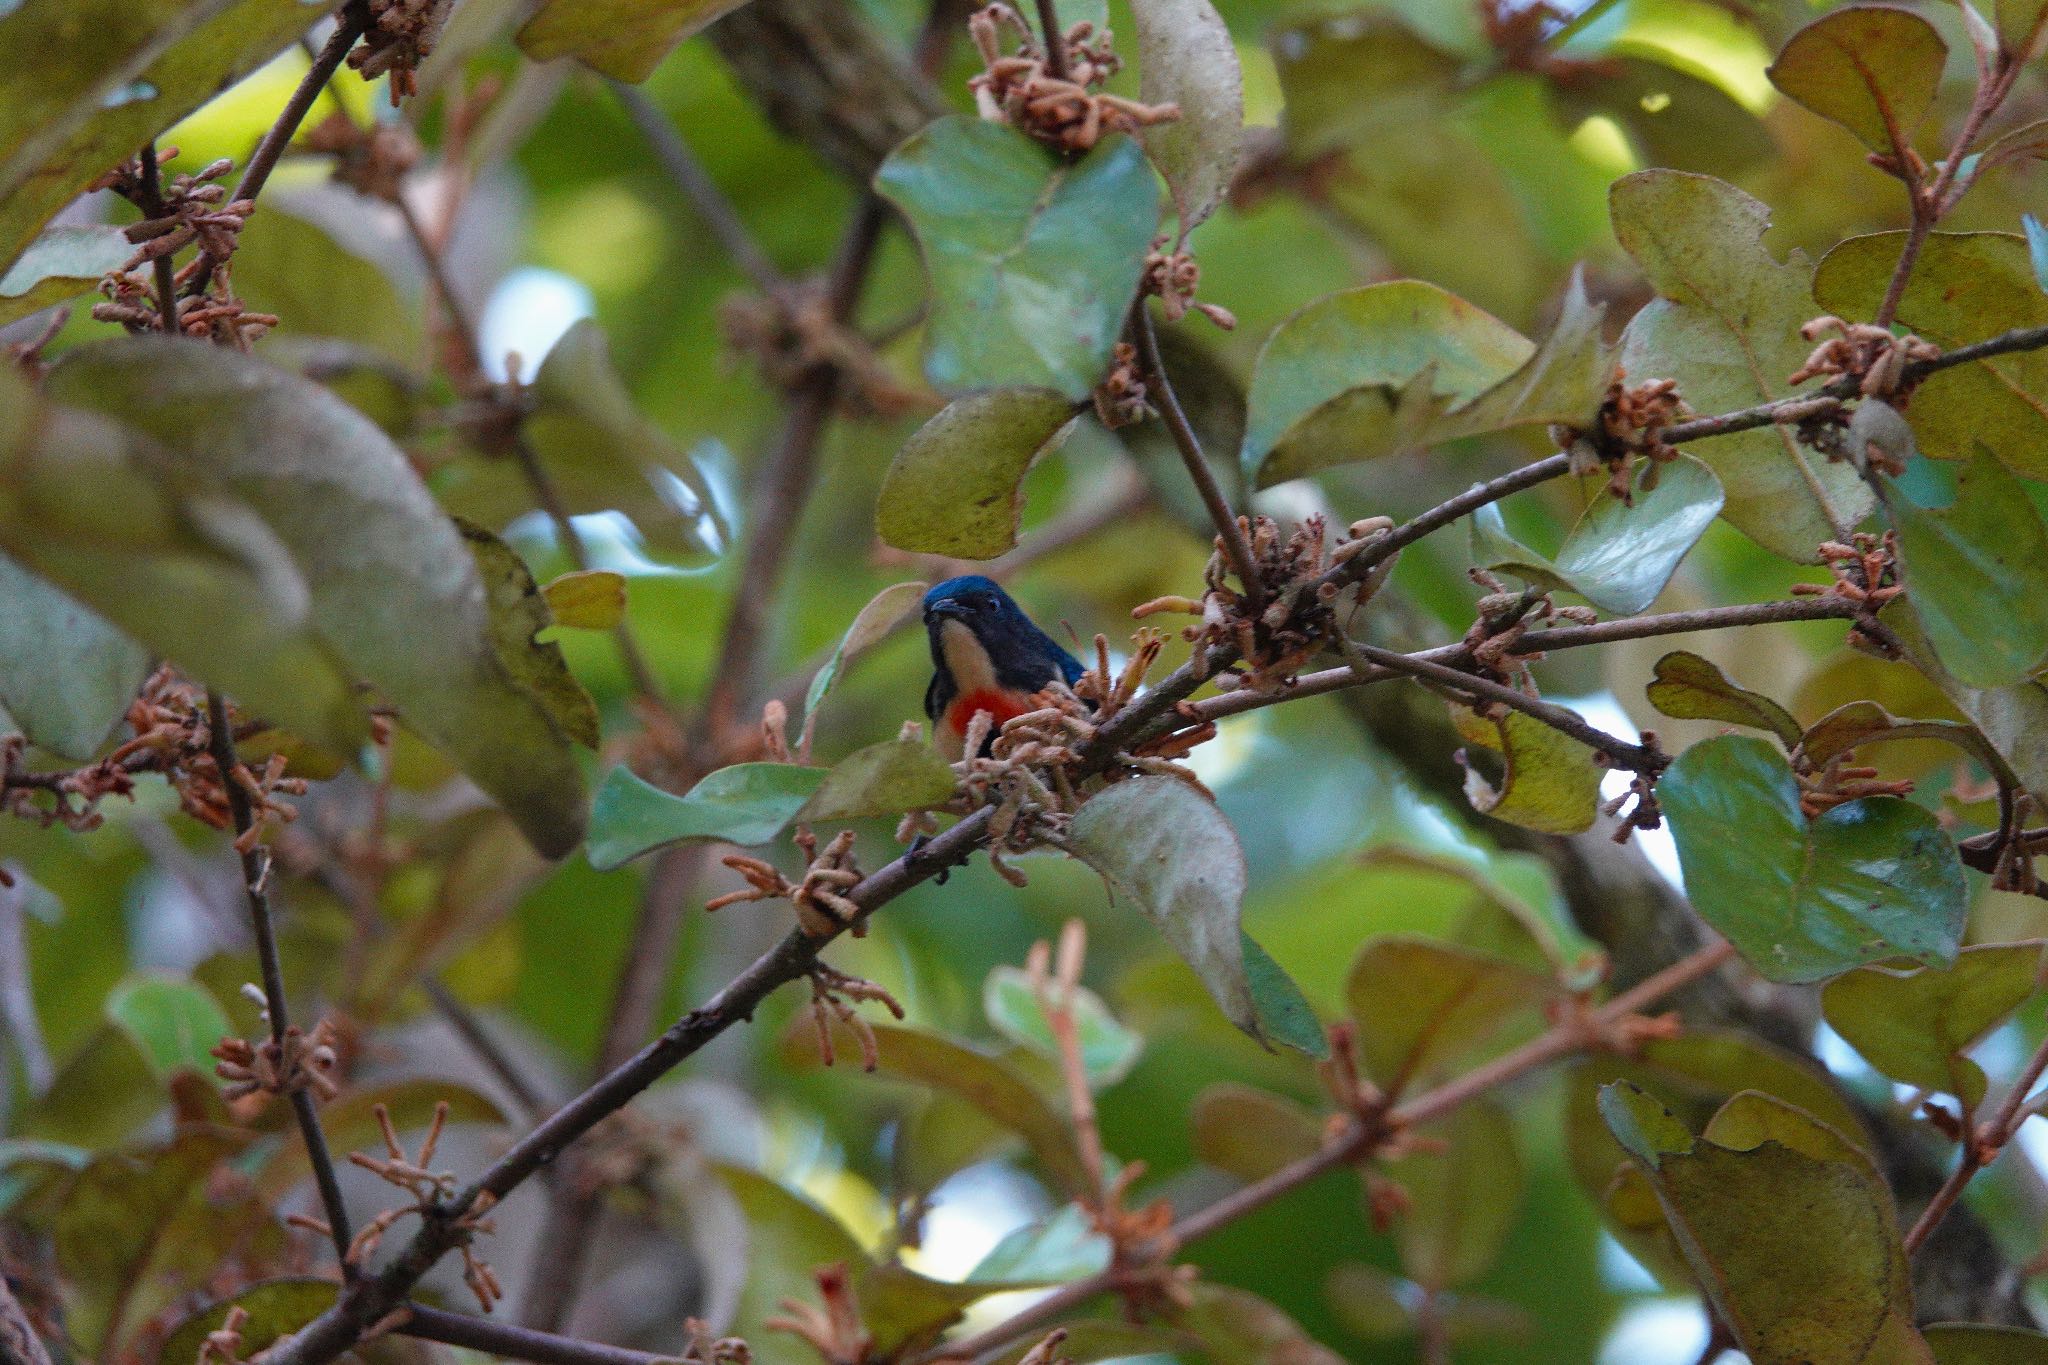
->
[943,688,1035,739]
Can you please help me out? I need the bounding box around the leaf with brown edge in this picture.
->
[1345,936,1557,1091]
[1766,6,1947,154]
[1133,0,1243,235]
[1821,944,2046,1108]
[876,389,1080,558]
[1189,1082,1322,1182]
[1449,702,1604,835]
[459,520,601,750]
[1646,651,1803,748]
[1601,1084,1918,1365]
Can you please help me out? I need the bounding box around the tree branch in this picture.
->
[204,690,353,1268]
[398,1304,676,1365]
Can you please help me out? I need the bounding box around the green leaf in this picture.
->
[1173,1283,1348,1365]
[1345,936,1556,1089]
[1660,735,1966,983]
[0,363,367,758]
[542,569,627,631]
[438,319,722,560]
[1189,1082,1322,1181]
[229,200,423,360]
[785,1023,1093,1197]
[0,553,148,760]
[1890,610,2048,803]
[1797,700,2006,779]
[968,1202,1111,1284]
[876,389,1080,558]
[1887,453,2048,688]
[984,964,1144,1088]
[1613,170,1873,561]
[1449,702,1605,835]
[805,580,927,722]
[517,0,753,81]
[1388,1101,1523,1290]
[1997,0,2048,61]
[0,224,129,326]
[1470,454,1723,615]
[0,0,331,270]
[44,338,589,857]
[1273,11,1459,156]
[1242,274,1614,487]
[1133,0,1242,234]
[160,1280,339,1365]
[1927,1324,2048,1362]
[459,520,601,750]
[586,763,824,870]
[1821,944,2045,1108]
[1241,932,1327,1058]
[1599,1084,1918,1365]
[1813,231,2048,477]
[1553,57,1773,182]
[104,973,228,1081]
[1068,775,1268,1046]
[797,738,957,822]
[1645,651,1803,747]
[875,117,1160,400]
[987,1320,1203,1365]
[1765,6,1947,154]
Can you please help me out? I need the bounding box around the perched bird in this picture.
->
[923,575,1084,760]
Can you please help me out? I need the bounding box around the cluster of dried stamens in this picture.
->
[765,1263,871,1365]
[967,3,1178,152]
[1137,515,1384,695]
[211,1011,341,1102]
[1792,753,1916,818]
[197,1306,253,1365]
[1555,377,1690,503]
[89,150,276,347]
[1789,316,1940,399]
[709,828,866,938]
[802,962,906,1072]
[1792,532,1902,653]
[301,109,423,203]
[320,1102,502,1311]
[1091,341,1151,429]
[1143,239,1235,330]
[348,0,453,105]
[720,285,924,419]
[1459,573,1597,679]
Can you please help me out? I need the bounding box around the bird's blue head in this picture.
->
[921,577,1084,745]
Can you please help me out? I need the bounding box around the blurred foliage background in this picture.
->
[10,0,2048,1362]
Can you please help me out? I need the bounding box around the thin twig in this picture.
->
[399,1304,675,1365]
[1034,0,1070,80]
[1904,1016,2048,1255]
[1132,305,1264,612]
[135,143,179,332]
[187,6,369,296]
[917,940,1739,1364]
[609,81,788,298]
[204,690,354,1268]
[424,978,551,1122]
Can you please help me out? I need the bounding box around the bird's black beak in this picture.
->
[925,600,970,624]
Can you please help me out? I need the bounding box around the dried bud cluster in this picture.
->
[968,3,1178,152]
[1789,315,1940,399]
[349,0,454,105]
[211,1015,341,1102]
[302,110,422,202]
[89,150,277,347]
[1554,377,1690,503]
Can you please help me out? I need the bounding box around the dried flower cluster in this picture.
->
[1790,315,1940,398]
[89,151,276,347]
[212,1013,342,1102]
[765,1263,872,1365]
[1142,240,1234,330]
[968,3,1178,152]
[331,1102,503,1312]
[709,827,866,938]
[302,110,423,202]
[719,285,924,418]
[1555,377,1690,502]
[348,0,454,105]
[1792,532,1903,654]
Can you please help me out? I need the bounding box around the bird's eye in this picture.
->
[971,594,995,610]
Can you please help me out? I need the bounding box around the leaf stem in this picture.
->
[203,689,353,1269]
[1132,305,1266,613]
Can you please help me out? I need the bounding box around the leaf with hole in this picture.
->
[1888,453,2048,688]
[876,117,1159,400]
[586,763,824,870]
[1822,944,2044,1108]
[1645,651,1803,747]
[1613,171,1872,560]
[1449,702,1605,835]
[876,389,1079,558]
[1765,6,1947,154]
[1470,454,1723,615]
[1660,735,1966,982]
